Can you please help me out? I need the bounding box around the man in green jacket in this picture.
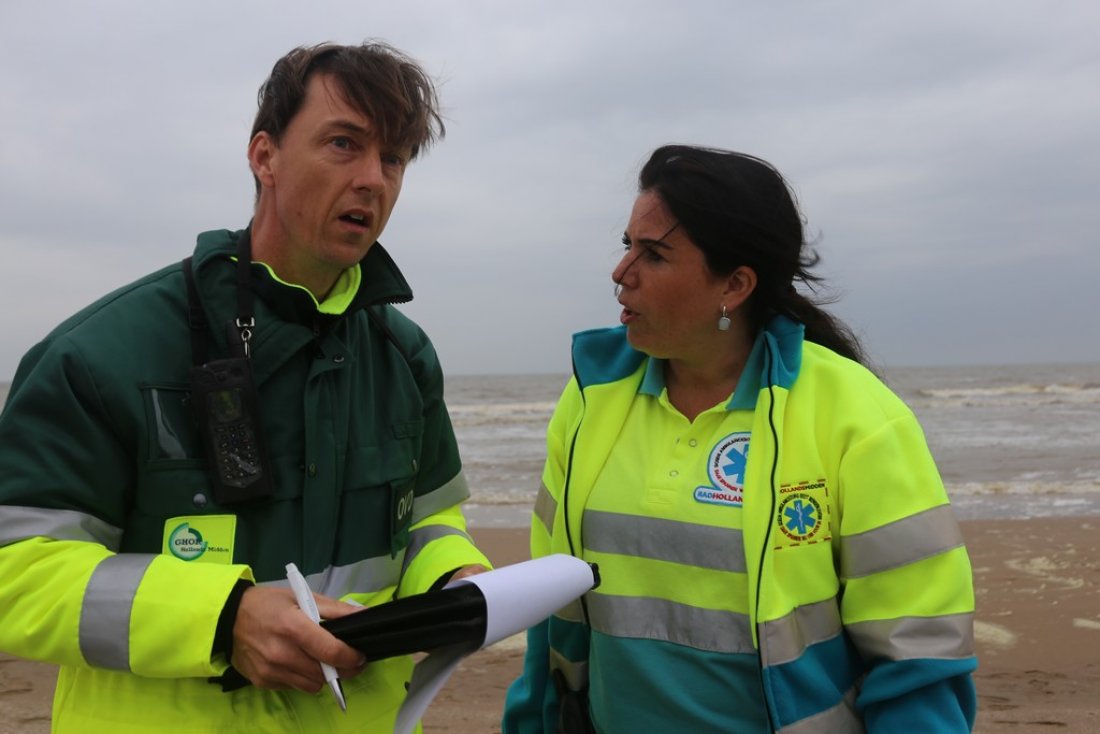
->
[0,42,489,732]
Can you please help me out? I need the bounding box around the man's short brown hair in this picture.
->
[250,41,445,188]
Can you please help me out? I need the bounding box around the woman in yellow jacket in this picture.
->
[504,145,977,733]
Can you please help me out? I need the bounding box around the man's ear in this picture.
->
[723,265,758,310]
[247,132,277,189]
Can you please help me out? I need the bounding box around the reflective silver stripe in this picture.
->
[410,471,471,524]
[761,597,843,666]
[846,612,974,661]
[534,482,556,533]
[582,510,746,573]
[0,505,122,550]
[840,505,964,579]
[401,524,473,576]
[777,686,863,734]
[556,599,586,624]
[259,555,403,598]
[315,555,402,598]
[79,554,155,670]
[549,648,589,691]
[586,593,754,653]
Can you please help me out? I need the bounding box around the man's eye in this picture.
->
[382,152,407,167]
[331,136,353,150]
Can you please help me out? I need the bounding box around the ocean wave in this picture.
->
[449,401,556,427]
[465,489,538,505]
[916,382,1100,407]
[946,479,1100,496]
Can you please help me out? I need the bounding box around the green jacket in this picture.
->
[504,317,977,733]
[0,229,489,732]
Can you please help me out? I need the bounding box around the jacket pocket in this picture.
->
[140,382,203,466]
[340,423,423,561]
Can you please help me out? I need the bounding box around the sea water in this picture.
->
[3,363,1098,526]
[444,363,1100,526]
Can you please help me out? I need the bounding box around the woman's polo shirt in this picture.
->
[580,355,771,733]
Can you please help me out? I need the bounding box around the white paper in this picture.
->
[392,641,475,734]
[454,554,597,647]
[393,554,596,734]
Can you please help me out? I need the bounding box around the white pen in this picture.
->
[285,562,347,712]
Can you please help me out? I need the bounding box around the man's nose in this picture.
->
[353,151,385,192]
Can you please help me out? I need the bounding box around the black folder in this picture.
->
[217,583,488,691]
[320,583,488,661]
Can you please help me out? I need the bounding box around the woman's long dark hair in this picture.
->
[639,144,866,364]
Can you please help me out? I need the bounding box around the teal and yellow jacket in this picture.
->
[504,317,977,733]
[0,229,490,733]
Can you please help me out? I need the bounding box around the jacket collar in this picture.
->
[192,228,414,325]
[728,316,803,408]
[572,315,805,403]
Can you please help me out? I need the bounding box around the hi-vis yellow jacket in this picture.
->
[0,230,490,732]
[504,317,977,733]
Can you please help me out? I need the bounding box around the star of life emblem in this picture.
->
[694,432,750,507]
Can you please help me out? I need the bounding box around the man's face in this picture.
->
[248,73,409,292]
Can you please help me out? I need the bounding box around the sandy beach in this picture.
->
[2,517,1097,733]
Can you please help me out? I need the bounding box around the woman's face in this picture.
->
[613,191,733,361]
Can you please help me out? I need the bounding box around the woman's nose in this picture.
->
[612,250,640,289]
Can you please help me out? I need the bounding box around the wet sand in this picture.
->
[2,517,1098,732]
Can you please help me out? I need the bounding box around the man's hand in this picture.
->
[449,564,489,582]
[231,586,365,692]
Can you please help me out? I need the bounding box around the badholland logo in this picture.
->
[694,432,750,507]
[163,515,236,564]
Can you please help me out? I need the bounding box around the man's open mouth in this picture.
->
[343,213,367,224]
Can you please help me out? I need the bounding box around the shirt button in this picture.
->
[333,354,345,364]
[192,493,208,508]
[688,439,698,447]
[308,463,317,477]
[669,470,679,478]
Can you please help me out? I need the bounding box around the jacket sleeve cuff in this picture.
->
[129,557,254,677]
[211,578,255,663]
[859,658,977,732]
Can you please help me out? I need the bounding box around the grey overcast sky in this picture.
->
[1,0,1098,378]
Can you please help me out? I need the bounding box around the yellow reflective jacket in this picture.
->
[505,317,977,733]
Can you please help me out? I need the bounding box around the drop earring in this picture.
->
[717,305,731,331]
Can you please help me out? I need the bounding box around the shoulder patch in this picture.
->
[774,479,832,548]
[163,515,236,564]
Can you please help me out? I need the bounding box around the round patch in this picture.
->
[708,432,750,494]
[168,522,208,561]
[695,432,750,507]
[777,493,823,542]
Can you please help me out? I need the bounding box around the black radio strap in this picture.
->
[182,256,208,366]
[182,228,257,365]
[234,228,256,357]
[181,228,274,506]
